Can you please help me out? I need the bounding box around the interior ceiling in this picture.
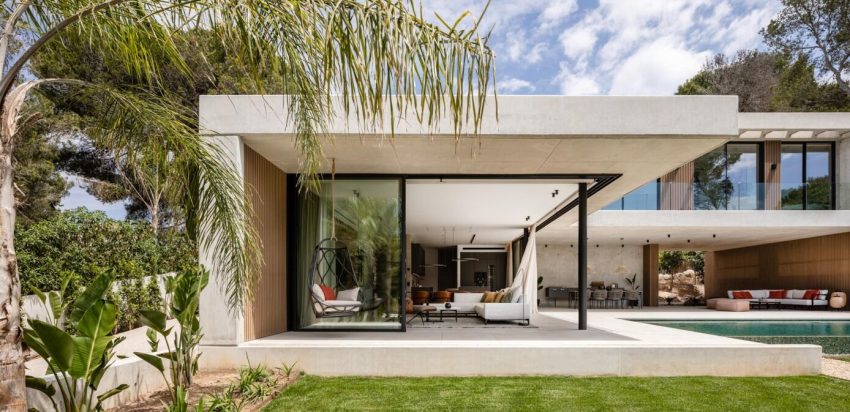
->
[537,212,850,251]
[405,180,578,247]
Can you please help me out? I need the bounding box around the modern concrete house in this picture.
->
[196,95,849,376]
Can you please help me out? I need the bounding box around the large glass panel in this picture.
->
[693,146,730,210]
[781,144,804,210]
[296,178,403,330]
[726,144,759,210]
[623,180,659,210]
[806,143,833,210]
[602,199,623,210]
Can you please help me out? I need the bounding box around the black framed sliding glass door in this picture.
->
[293,177,404,331]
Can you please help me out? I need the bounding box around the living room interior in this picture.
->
[404,178,580,327]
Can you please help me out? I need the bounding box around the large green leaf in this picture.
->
[68,336,111,379]
[134,352,164,373]
[28,320,74,371]
[25,375,56,397]
[138,309,167,334]
[69,270,114,325]
[77,300,117,339]
[47,290,63,323]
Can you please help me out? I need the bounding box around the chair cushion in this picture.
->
[453,293,485,304]
[732,291,752,299]
[802,289,820,299]
[319,285,337,300]
[337,287,360,301]
[323,300,361,307]
[769,290,785,299]
[311,284,325,301]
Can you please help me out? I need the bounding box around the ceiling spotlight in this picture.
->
[646,239,650,243]
[525,216,531,221]
[687,239,691,243]
[713,234,717,238]
[667,234,671,238]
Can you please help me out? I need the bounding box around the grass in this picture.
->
[264,375,850,412]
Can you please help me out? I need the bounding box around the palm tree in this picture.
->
[0,0,493,408]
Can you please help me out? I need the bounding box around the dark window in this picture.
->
[782,143,834,210]
[694,143,760,210]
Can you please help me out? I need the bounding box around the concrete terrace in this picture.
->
[198,308,846,377]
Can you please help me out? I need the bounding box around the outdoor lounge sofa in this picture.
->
[726,289,829,309]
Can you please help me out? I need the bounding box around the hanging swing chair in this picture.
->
[308,160,384,319]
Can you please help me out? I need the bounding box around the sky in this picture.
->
[59,0,783,219]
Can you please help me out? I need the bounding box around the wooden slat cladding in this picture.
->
[660,162,694,210]
[764,141,781,210]
[704,232,850,298]
[643,244,659,306]
[243,146,287,340]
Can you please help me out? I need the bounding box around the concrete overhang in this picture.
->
[200,95,739,227]
[538,210,850,251]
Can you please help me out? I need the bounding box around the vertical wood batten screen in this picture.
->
[709,232,850,295]
[660,162,694,210]
[243,146,287,340]
[764,141,781,210]
[642,244,659,307]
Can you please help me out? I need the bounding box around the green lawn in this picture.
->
[264,375,850,412]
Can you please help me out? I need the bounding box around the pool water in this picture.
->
[642,320,850,337]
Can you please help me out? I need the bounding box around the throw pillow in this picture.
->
[482,291,498,303]
[494,292,505,302]
[337,287,360,301]
[499,292,512,303]
[731,291,752,299]
[802,289,820,299]
[311,284,325,301]
[319,285,336,300]
[769,290,785,299]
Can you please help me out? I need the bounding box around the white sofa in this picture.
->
[727,289,829,308]
[445,292,485,314]
[437,291,531,324]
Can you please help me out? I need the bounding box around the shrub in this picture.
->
[17,208,195,292]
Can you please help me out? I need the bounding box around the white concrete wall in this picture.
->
[536,244,643,291]
[199,135,246,346]
[200,95,739,137]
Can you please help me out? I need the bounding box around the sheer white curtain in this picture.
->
[509,228,538,314]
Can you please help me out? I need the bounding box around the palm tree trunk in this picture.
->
[0,135,25,410]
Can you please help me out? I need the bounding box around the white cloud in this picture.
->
[539,0,578,28]
[498,78,536,94]
[608,37,710,95]
[557,66,601,95]
[559,24,597,60]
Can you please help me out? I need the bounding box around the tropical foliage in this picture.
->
[17,209,194,292]
[23,271,128,411]
[135,266,209,411]
[659,251,705,276]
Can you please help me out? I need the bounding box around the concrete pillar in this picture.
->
[199,135,246,346]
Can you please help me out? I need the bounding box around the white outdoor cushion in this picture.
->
[475,302,529,321]
[323,300,361,307]
[749,290,769,299]
[780,299,827,306]
[311,284,325,301]
[788,289,805,299]
[337,287,360,301]
[453,293,485,304]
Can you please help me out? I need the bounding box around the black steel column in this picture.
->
[578,182,588,330]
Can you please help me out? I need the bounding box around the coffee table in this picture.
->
[438,309,458,322]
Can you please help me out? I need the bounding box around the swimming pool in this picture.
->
[639,320,850,354]
[641,320,850,337]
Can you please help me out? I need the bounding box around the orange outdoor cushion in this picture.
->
[769,290,785,299]
[732,291,752,299]
[319,285,336,300]
[803,289,820,299]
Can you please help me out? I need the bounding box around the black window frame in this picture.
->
[780,141,836,210]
